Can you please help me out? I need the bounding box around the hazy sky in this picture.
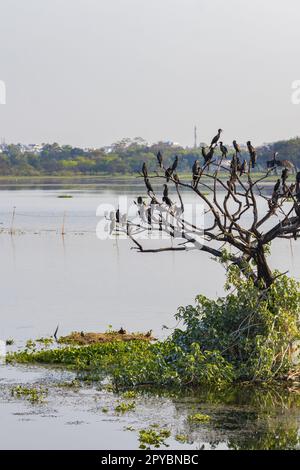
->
[0,0,300,147]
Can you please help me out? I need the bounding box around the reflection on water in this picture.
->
[1,180,300,450]
[1,363,300,450]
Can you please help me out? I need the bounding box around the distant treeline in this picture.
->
[0,136,299,176]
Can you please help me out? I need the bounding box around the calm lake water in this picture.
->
[1,179,300,450]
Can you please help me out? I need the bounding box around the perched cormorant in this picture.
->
[233,140,241,155]
[164,155,178,182]
[116,208,120,223]
[273,179,280,193]
[210,129,223,148]
[165,167,173,183]
[281,168,289,185]
[219,142,228,158]
[247,141,257,168]
[53,325,59,342]
[157,151,163,168]
[171,155,178,173]
[192,160,200,187]
[192,159,200,175]
[201,146,207,162]
[145,178,154,194]
[230,155,238,173]
[239,159,247,176]
[162,184,173,207]
[142,162,148,178]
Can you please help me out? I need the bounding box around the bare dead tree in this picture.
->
[114,138,300,289]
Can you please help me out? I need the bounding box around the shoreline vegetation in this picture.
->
[0,136,299,179]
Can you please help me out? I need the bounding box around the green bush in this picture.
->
[173,267,300,381]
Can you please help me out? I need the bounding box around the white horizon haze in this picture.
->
[0,0,300,148]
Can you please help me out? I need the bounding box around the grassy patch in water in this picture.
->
[188,413,211,423]
[114,401,136,413]
[138,427,171,449]
[11,385,48,404]
[58,330,155,345]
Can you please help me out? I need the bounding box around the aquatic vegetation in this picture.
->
[11,385,48,404]
[114,401,136,413]
[122,390,137,399]
[175,434,189,443]
[188,413,211,423]
[57,194,73,198]
[56,379,80,389]
[124,426,135,432]
[7,339,234,388]
[101,407,109,413]
[36,337,53,347]
[138,427,171,449]
[25,339,37,351]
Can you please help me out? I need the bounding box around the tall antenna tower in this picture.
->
[194,125,197,148]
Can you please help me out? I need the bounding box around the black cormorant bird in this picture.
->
[239,160,247,176]
[219,142,228,158]
[116,208,120,223]
[273,179,280,193]
[53,325,59,342]
[171,155,178,173]
[233,140,241,155]
[210,129,223,148]
[162,184,173,207]
[281,168,289,185]
[192,160,200,187]
[145,178,154,194]
[247,141,257,168]
[201,146,207,162]
[157,151,163,168]
[142,162,148,178]
[230,155,238,173]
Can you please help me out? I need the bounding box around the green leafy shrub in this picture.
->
[173,268,300,381]
[138,427,171,449]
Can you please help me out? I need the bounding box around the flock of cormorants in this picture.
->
[136,128,300,212]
